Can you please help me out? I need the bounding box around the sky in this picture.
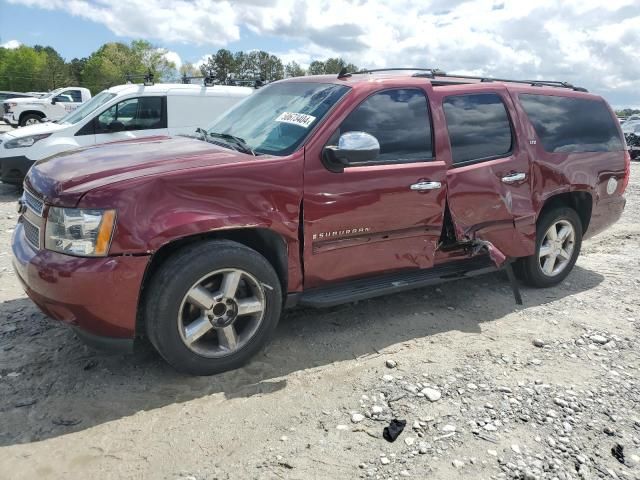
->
[0,0,639,107]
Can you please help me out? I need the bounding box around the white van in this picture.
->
[0,83,254,184]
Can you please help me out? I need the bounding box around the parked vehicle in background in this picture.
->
[0,91,38,105]
[3,87,91,127]
[0,83,253,184]
[12,68,629,375]
[623,120,640,160]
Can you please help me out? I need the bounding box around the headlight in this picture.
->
[4,133,51,149]
[45,207,116,257]
[7,102,17,108]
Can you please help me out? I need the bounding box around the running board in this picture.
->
[298,256,497,308]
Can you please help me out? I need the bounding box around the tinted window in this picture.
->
[60,89,82,102]
[96,96,164,133]
[444,93,513,164]
[519,94,624,153]
[338,89,432,162]
[54,90,81,102]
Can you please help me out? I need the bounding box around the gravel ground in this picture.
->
[0,165,638,480]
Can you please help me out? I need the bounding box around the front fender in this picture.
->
[77,153,304,270]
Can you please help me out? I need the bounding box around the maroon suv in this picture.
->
[12,69,630,375]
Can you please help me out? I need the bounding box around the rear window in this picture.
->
[443,93,513,165]
[518,94,624,153]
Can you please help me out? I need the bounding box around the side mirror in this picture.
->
[108,121,125,133]
[322,131,380,173]
[51,98,57,105]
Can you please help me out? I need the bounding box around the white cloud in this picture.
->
[161,49,182,70]
[1,39,21,49]
[7,0,640,106]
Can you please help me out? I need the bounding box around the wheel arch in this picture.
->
[538,191,592,236]
[18,110,45,123]
[135,227,289,338]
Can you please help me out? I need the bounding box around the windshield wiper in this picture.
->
[197,129,255,156]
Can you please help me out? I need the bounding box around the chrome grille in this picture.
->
[23,218,40,249]
[23,188,44,216]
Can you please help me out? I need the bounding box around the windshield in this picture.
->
[59,91,117,125]
[206,82,350,156]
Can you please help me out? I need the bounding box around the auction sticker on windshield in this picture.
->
[275,112,316,128]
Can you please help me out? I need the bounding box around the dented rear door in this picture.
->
[438,86,536,259]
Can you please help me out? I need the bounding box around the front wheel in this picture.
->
[515,207,582,288]
[19,113,44,127]
[144,240,282,375]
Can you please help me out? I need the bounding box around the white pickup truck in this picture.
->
[3,87,91,127]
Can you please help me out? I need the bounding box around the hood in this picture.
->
[2,121,67,139]
[26,135,255,206]
[5,97,45,106]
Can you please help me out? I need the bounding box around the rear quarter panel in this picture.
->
[508,87,627,238]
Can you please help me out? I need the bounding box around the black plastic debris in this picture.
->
[611,443,625,464]
[383,419,407,442]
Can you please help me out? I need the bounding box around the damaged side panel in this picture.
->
[444,157,537,267]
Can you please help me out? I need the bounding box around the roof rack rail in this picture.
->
[339,67,446,79]
[339,67,588,92]
[125,70,155,86]
[430,73,588,92]
[181,71,264,88]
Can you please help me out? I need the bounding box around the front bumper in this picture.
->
[3,113,17,126]
[0,155,34,184]
[584,195,626,240]
[12,221,150,343]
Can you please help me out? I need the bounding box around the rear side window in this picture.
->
[338,88,433,163]
[518,94,624,153]
[443,93,513,165]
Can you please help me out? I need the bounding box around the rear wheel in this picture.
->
[144,240,282,375]
[19,113,44,127]
[516,207,582,288]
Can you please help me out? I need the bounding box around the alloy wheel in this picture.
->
[177,268,266,358]
[538,220,576,277]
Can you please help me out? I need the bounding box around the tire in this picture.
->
[19,113,44,127]
[516,207,582,288]
[144,240,282,375]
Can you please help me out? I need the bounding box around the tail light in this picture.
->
[620,150,631,194]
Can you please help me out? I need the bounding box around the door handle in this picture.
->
[410,181,442,191]
[501,172,526,183]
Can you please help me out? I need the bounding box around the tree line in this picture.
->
[196,49,358,85]
[0,41,359,95]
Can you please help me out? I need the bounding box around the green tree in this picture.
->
[131,40,178,81]
[82,42,140,92]
[35,45,70,88]
[322,57,358,74]
[68,57,87,86]
[0,45,47,91]
[285,61,306,77]
[307,60,325,75]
